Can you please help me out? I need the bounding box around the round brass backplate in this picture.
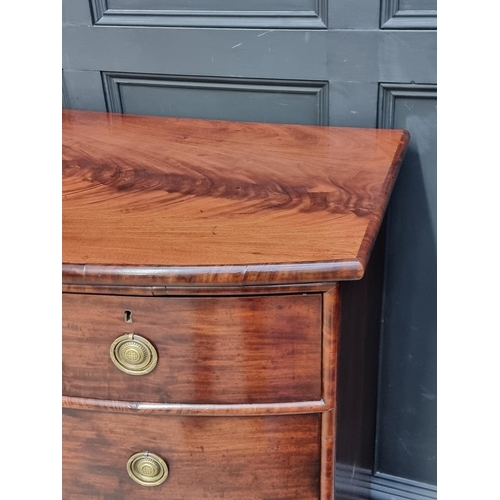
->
[127,451,169,487]
[110,333,158,376]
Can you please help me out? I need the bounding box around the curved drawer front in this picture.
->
[62,409,321,499]
[62,293,322,404]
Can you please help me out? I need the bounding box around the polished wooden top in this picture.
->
[62,110,409,286]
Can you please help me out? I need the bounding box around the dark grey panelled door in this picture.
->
[62,0,436,496]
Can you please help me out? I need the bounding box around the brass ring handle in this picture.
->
[110,333,158,376]
[127,451,169,487]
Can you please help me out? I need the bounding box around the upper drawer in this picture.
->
[62,293,322,404]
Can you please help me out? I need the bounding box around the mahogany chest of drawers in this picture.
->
[62,110,409,499]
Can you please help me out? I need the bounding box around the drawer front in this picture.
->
[62,409,321,499]
[63,293,322,404]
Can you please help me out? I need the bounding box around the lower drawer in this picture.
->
[62,409,321,499]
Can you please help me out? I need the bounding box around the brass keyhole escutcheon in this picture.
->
[110,333,158,376]
[127,451,169,487]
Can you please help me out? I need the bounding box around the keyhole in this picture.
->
[124,310,133,323]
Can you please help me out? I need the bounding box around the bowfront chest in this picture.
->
[62,110,409,499]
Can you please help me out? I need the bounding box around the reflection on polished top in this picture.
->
[62,110,409,285]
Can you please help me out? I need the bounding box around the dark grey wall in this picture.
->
[62,1,436,496]
[377,85,437,485]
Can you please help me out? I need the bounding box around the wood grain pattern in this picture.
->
[62,110,409,286]
[62,409,322,499]
[62,261,363,287]
[322,286,340,408]
[63,293,322,404]
[62,282,333,296]
[62,395,329,415]
[321,410,335,500]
